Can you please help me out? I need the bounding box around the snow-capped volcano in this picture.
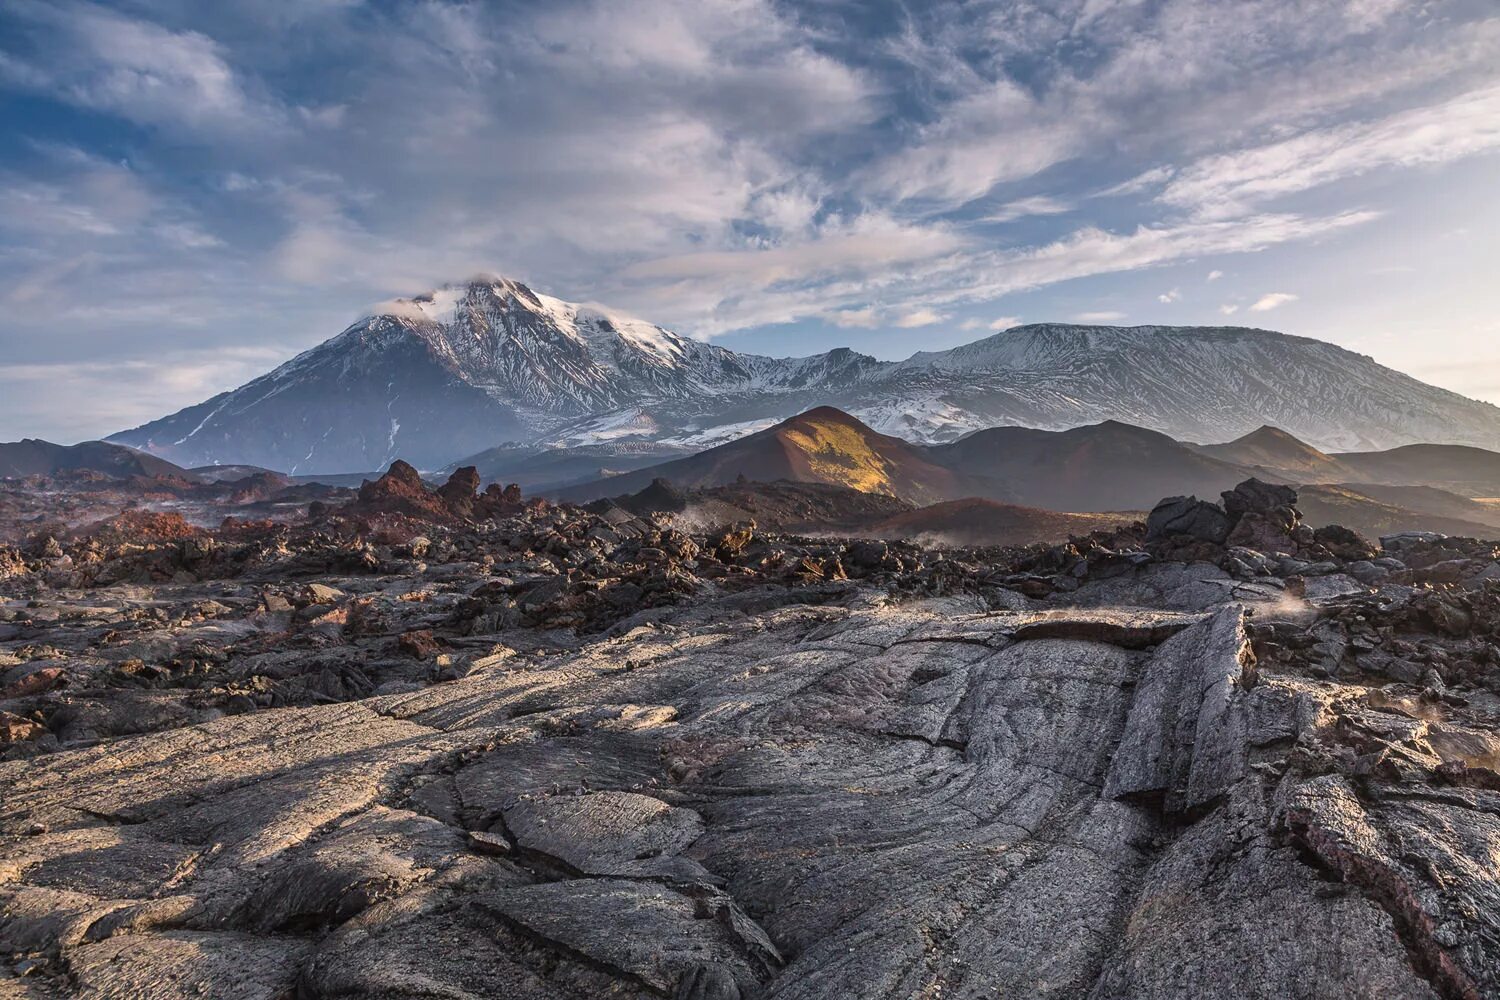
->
[107,277,881,472]
[361,276,765,412]
[109,275,1500,473]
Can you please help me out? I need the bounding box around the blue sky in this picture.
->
[2,0,1499,441]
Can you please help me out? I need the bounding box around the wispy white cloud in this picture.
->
[1249,292,1299,312]
[1207,269,1224,281]
[1160,83,1500,219]
[1073,310,1127,323]
[988,316,1024,331]
[862,78,1089,205]
[1219,303,1239,315]
[931,212,1373,312]
[893,308,946,328]
[979,195,1074,224]
[618,209,1375,336]
[1157,288,1181,303]
[1096,166,1175,199]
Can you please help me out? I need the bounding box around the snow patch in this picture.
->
[172,397,231,446]
[537,408,662,448]
[660,417,781,449]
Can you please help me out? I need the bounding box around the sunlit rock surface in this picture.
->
[5,593,1498,998]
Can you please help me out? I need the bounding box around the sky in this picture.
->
[1,0,1499,442]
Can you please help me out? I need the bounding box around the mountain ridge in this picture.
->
[107,275,1500,473]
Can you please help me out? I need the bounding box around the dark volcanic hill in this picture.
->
[1332,444,1500,497]
[1295,485,1500,539]
[560,408,1500,535]
[560,407,963,505]
[1194,425,1356,481]
[0,439,186,480]
[107,275,1500,473]
[929,420,1256,512]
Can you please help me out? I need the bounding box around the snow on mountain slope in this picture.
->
[109,276,1500,473]
[873,324,1500,452]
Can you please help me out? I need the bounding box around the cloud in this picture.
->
[862,0,1500,210]
[2,0,1500,439]
[1073,311,1127,323]
[1219,304,1239,315]
[1161,83,1500,218]
[988,316,1024,331]
[1158,288,1181,303]
[828,307,879,329]
[0,0,283,134]
[1207,269,1224,281]
[924,211,1375,313]
[980,195,1074,224]
[0,347,288,442]
[894,309,946,328]
[1096,166,1176,198]
[1249,292,1299,312]
[863,78,1090,205]
[616,209,1376,337]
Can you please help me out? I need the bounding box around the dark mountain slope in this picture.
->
[0,439,186,480]
[1333,444,1500,497]
[1295,485,1500,540]
[929,420,1257,512]
[1195,426,1356,481]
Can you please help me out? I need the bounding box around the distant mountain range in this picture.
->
[106,275,1500,473]
[559,407,1500,541]
[12,404,1500,543]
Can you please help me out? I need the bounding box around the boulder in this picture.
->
[1380,531,1447,553]
[358,460,425,503]
[1313,524,1377,562]
[437,466,482,511]
[622,478,688,515]
[1146,496,1232,544]
[1221,478,1299,522]
[0,710,45,744]
[1227,513,1300,557]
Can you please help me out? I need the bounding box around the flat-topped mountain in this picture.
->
[106,276,1500,473]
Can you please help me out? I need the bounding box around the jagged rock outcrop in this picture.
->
[347,461,528,525]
